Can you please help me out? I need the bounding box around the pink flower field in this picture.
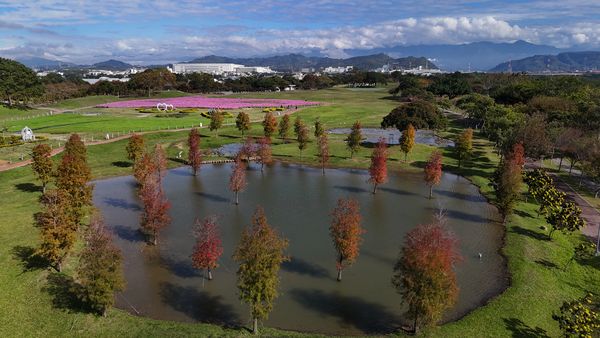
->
[96,96,320,109]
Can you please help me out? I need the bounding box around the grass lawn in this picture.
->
[1,87,600,337]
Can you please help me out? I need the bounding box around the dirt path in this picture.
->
[0,108,299,172]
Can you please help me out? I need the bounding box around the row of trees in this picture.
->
[31,135,124,315]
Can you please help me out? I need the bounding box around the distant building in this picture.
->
[172,63,244,75]
[235,66,274,74]
[323,66,353,74]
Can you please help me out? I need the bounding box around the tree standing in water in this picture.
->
[317,134,330,175]
[424,151,443,199]
[256,137,273,172]
[233,207,288,334]
[188,128,202,176]
[229,155,247,205]
[191,216,223,280]
[329,198,364,281]
[392,221,461,334]
[368,138,388,194]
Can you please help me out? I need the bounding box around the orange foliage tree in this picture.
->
[424,151,443,199]
[392,221,461,334]
[368,138,388,194]
[31,143,53,193]
[400,123,416,162]
[262,111,278,139]
[329,198,364,281]
[256,137,273,172]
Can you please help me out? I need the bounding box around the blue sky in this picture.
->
[0,0,599,64]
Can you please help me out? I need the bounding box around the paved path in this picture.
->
[552,175,600,240]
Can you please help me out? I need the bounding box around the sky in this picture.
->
[0,0,599,64]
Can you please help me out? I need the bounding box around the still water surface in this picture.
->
[93,163,507,335]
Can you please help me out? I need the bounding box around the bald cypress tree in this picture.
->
[31,143,53,193]
[74,214,125,316]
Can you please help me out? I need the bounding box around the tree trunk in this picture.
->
[413,313,419,335]
[404,152,407,162]
[56,261,62,273]
[569,160,575,175]
[337,254,343,281]
[322,164,325,175]
[153,231,158,245]
[372,183,378,194]
[208,269,213,280]
[261,162,264,172]
[558,156,564,172]
[235,191,239,205]
[42,183,47,194]
[253,317,258,334]
[429,185,433,199]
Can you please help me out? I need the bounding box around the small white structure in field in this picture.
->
[21,126,35,141]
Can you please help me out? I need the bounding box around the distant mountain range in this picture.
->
[490,51,600,72]
[346,40,565,71]
[15,57,133,71]
[188,53,435,71]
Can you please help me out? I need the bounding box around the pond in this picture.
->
[328,128,455,147]
[93,163,507,335]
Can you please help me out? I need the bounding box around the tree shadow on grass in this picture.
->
[290,288,402,334]
[43,272,87,313]
[535,259,560,269]
[503,317,550,338]
[158,282,240,327]
[510,226,550,241]
[111,161,132,168]
[14,182,41,193]
[514,209,534,219]
[11,245,47,272]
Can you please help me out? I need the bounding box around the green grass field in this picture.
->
[1,87,599,337]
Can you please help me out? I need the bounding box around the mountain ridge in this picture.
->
[490,51,600,72]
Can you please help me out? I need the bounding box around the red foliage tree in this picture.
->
[317,134,330,175]
[188,128,202,176]
[153,144,167,185]
[256,137,273,172]
[139,176,171,245]
[424,151,443,199]
[133,152,156,187]
[329,198,364,281]
[368,138,388,194]
[240,137,257,162]
[191,216,223,280]
[392,222,462,333]
[506,142,525,168]
[229,155,247,205]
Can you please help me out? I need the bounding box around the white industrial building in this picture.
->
[235,66,273,74]
[323,66,353,74]
[172,63,240,74]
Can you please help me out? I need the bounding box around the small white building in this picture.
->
[21,127,35,141]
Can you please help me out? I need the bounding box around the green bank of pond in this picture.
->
[93,162,508,335]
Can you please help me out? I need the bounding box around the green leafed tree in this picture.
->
[0,58,44,105]
[314,118,325,138]
[278,114,290,141]
[236,111,250,136]
[346,121,362,158]
[74,214,125,316]
[209,110,224,137]
[233,207,289,334]
[455,128,473,169]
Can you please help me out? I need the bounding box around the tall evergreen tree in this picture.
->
[314,118,325,138]
[233,207,289,334]
[74,214,125,316]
